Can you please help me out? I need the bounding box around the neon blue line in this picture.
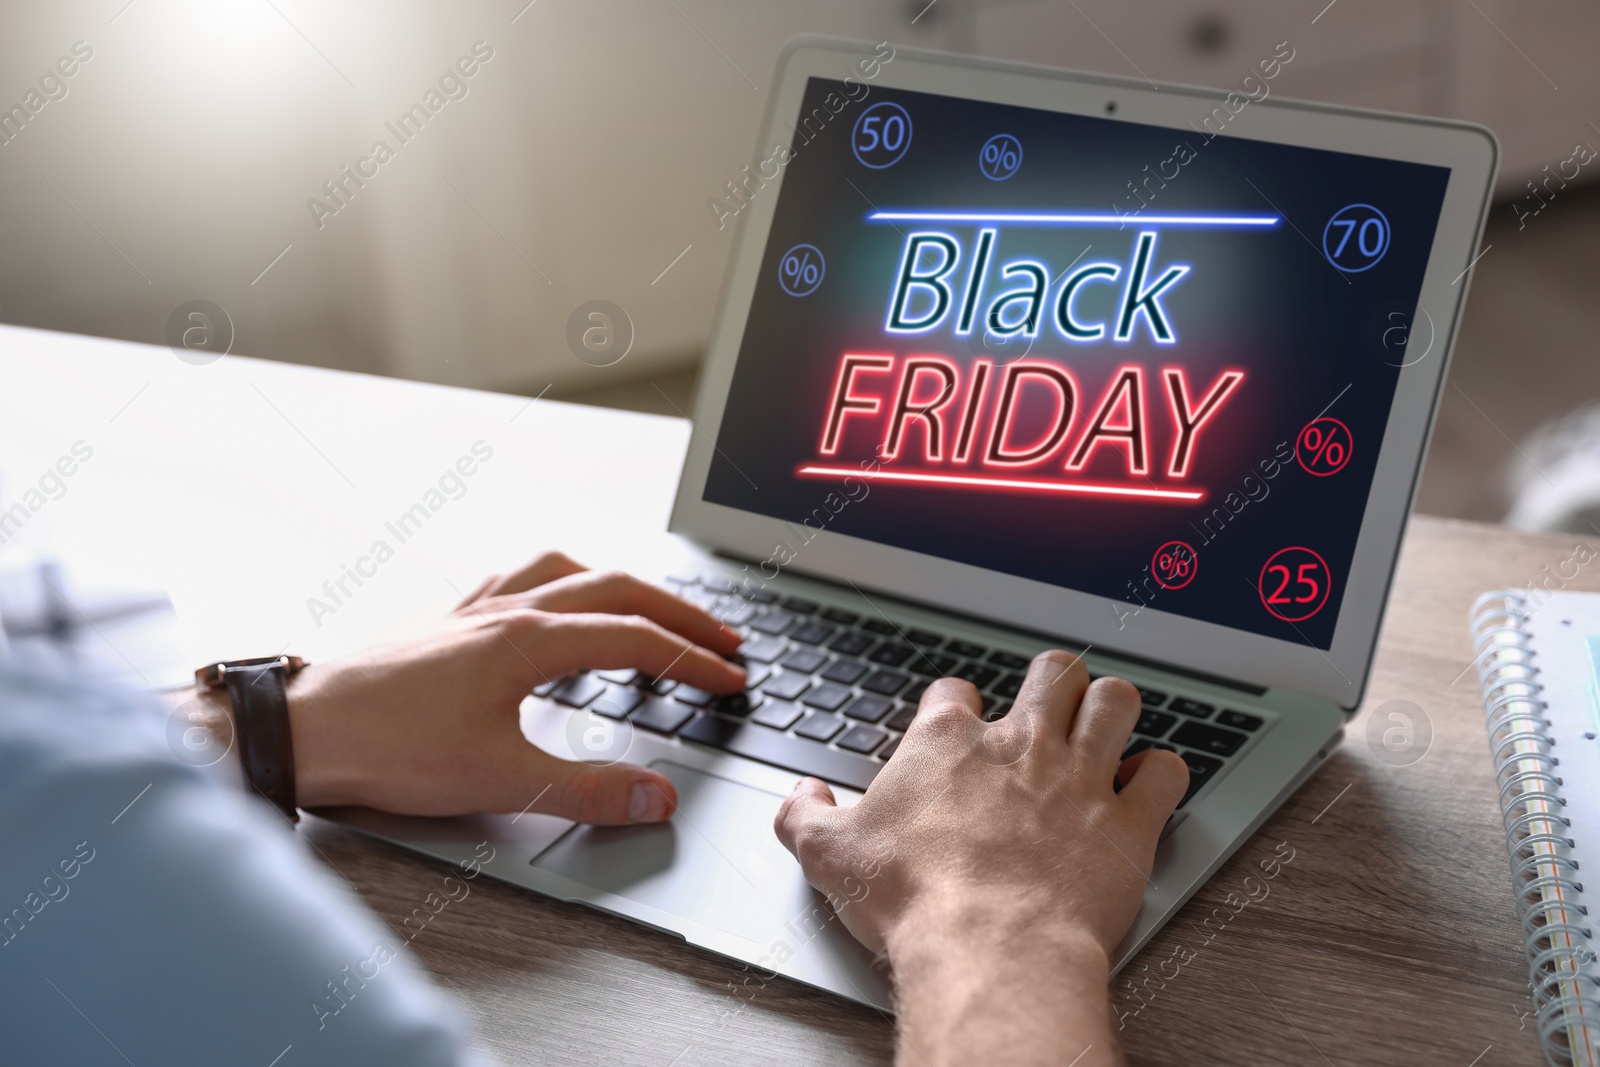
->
[867,211,1280,227]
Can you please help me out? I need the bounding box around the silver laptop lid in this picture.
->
[670,37,1497,709]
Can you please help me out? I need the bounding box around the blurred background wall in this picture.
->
[2,0,1597,524]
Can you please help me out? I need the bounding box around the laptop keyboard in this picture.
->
[533,573,1268,807]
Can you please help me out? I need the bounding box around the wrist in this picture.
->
[885,889,1115,1066]
[283,664,363,810]
[886,888,1109,980]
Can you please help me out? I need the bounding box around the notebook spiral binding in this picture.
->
[1472,591,1600,1067]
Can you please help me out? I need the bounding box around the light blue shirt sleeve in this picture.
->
[0,658,491,1066]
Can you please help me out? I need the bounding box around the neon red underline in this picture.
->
[796,465,1206,502]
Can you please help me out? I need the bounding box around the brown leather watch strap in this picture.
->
[219,662,300,823]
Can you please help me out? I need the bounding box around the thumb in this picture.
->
[773,776,839,863]
[520,750,679,826]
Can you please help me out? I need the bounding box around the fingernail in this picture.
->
[629,781,668,822]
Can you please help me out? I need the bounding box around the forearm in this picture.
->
[886,893,1121,1067]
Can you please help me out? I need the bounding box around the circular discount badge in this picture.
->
[1258,547,1331,622]
[777,243,825,297]
[979,133,1023,180]
[1295,417,1353,477]
[852,102,912,169]
[1151,540,1198,590]
[1322,203,1390,273]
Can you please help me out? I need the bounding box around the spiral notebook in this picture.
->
[1471,591,1600,1067]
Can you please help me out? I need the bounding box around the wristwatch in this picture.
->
[195,655,307,823]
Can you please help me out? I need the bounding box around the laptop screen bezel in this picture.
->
[669,36,1497,710]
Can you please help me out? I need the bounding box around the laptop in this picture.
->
[337,37,1497,1010]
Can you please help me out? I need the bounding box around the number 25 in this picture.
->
[1266,562,1321,604]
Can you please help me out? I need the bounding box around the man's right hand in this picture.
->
[773,651,1188,1066]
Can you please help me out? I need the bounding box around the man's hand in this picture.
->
[279,551,744,824]
[773,651,1188,1066]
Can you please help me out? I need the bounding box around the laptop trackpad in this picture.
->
[529,760,828,946]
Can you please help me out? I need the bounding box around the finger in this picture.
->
[479,551,588,600]
[495,569,742,656]
[453,574,499,610]
[905,676,984,735]
[510,611,745,693]
[774,776,840,865]
[1068,677,1142,775]
[509,745,680,825]
[1118,749,1190,838]
[1011,650,1090,737]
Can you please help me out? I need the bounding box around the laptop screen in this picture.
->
[703,77,1451,650]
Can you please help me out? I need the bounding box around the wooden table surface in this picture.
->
[301,514,1585,1067]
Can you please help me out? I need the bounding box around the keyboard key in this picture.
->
[837,725,887,754]
[878,737,901,760]
[761,672,812,701]
[595,668,640,685]
[715,600,757,626]
[712,692,763,718]
[802,682,853,712]
[907,653,957,678]
[738,635,787,663]
[862,670,910,696]
[821,660,869,685]
[1137,687,1167,707]
[1170,721,1247,757]
[550,674,607,708]
[751,700,803,730]
[796,713,845,742]
[678,715,881,791]
[591,686,646,719]
[1179,751,1225,806]
[645,678,678,696]
[955,663,998,688]
[1169,698,1214,719]
[672,685,716,708]
[781,597,819,615]
[868,643,913,666]
[945,639,986,658]
[905,628,944,646]
[827,632,875,656]
[790,622,836,646]
[741,665,770,690]
[1134,709,1177,738]
[992,673,1024,698]
[749,612,795,636]
[532,678,562,698]
[821,607,860,625]
[1217,710,1264,732]
[701,576,738,594]
[987,650,1030,669]
[631,695,695,734]
[842,694,893,722]
[886,705,917,732]
[780,649,828,674]
[746,589,778,604]
[1123,738,1176,758]
[902,680,930,703]
[861,619,899,635]
[1181,750,1224,781]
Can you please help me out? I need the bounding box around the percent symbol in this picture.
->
[1296,417,1353,476]
[1151,540,1198,590]
[778,243,825,297]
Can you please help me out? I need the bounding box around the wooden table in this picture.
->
[0,326,1564,1065]
[299,525,1570,1067]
